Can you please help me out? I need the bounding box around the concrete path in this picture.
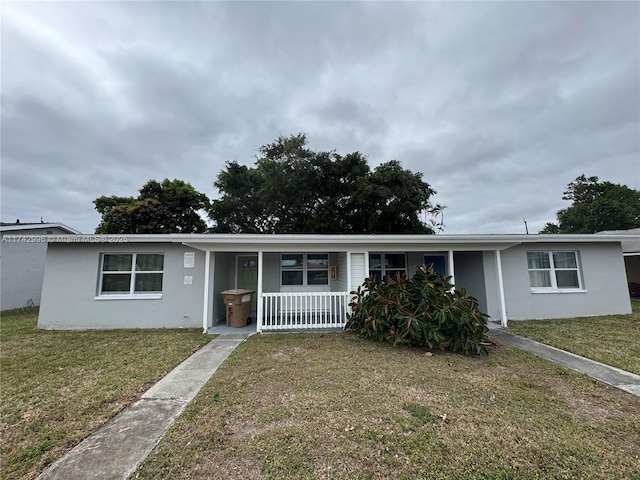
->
[37,334,250,480]
[490,330,640,397]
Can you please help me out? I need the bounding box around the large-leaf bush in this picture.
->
[345,265,490,355]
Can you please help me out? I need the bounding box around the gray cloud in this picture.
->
[1,1,638,234]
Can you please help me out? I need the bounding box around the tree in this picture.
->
[540,174,640,234]
[209,134,441,234]
[94,179,210,233]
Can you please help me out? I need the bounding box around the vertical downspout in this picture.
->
[495,249,508,327]
[202,250,211,333]
[256,250,263,333]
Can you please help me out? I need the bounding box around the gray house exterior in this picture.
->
[598,228,640,297]
[1,223,81,311]
[37,233,635,331]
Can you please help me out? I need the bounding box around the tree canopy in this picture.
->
[209,134,441,234]
[540,174,640,234]
[94,179,210,234]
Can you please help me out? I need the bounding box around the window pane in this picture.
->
[134,273,163,292]
[103,254,132,271]
[424,255,446,276]
[386,269,406,281]
[102,273,132,292]
[307,254,328,269]
[385,254,406,269]
[527,252,550,269]
[136,254,164,271]
[529,271,551,288]
[556,270,579,288]
[369,254,382,270]
[368,271,381,281]
[553,252,577,269]
[281,254,303,269]
[282,271,303,285]
[308,270,328,285]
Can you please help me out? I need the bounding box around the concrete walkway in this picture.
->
[37,334,250,480]
[490,330,640,397]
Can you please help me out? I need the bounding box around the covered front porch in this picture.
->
[182,236,512,334]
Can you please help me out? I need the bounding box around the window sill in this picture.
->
[530,289,587,294]
[94,294,162,300]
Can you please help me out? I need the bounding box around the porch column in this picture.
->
[256,250,263,333]
[448,250,456,288]
[495,249,508,327]
[202,250,212,333]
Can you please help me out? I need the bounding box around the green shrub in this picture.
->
[345,265,490,355]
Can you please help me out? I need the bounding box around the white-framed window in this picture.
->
[99,253,164,296]
[527,251,582,291]
[281,253,329,286]
[369,253,407,281]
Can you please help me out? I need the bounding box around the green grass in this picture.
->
[0,307,212,480]
[507,299,640,375]
[137,332,640,480]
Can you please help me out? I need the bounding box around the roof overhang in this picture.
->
[42,233,639,253]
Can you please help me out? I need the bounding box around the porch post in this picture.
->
[256,250,263,333]
[495,249,508,327]
[202,250,211,333]
[448,250,455,288]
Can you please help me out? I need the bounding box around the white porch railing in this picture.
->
[260,292,350,331]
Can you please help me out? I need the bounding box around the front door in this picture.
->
[236,255,258,310]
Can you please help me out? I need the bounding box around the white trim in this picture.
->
[98,253,164,296]
[495,250,508,327]
[368,252,407,280]
[526,251,583,291]
[202,250,211,333]
[257,251,263,333]
[447,250,455,287]
[1,223,82,234]
[280,253,330,289]
[530,289,587,294]
[95,294,162,300]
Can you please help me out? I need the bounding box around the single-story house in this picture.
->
[597,228,640,297]
[0,222,81,310]
[36,233,636,332]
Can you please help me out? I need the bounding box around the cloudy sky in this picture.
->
[2,1,639,234]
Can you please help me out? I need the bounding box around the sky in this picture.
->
[2,1,639,235]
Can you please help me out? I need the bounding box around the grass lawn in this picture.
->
[507,299,640,375]
[137,332,640,479]
[0,307,212,480]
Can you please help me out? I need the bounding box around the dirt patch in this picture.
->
[191,452,263,480]
[270,351,290,361]
[536,374,623,423]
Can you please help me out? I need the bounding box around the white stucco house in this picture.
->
[0,222,81,311]
[36,233,636,332]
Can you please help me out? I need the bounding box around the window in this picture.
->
[281,253,329,286]
[369,253,407,281]
[424,255,447,276]
[99,253,164,295]
[527,251,581,291]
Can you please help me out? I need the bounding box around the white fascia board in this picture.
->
[1,223,82,234]
[44,232,639,248]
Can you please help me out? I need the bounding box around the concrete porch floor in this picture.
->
[207,321,257,335]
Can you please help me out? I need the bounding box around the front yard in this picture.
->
[507,299,640,375]
[136,332,640,479]
[0,308,212,480]
[3,305,640,480]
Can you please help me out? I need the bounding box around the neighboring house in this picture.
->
[37,233,636,331]
[597,228,640,297]
[0,222,81,310]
